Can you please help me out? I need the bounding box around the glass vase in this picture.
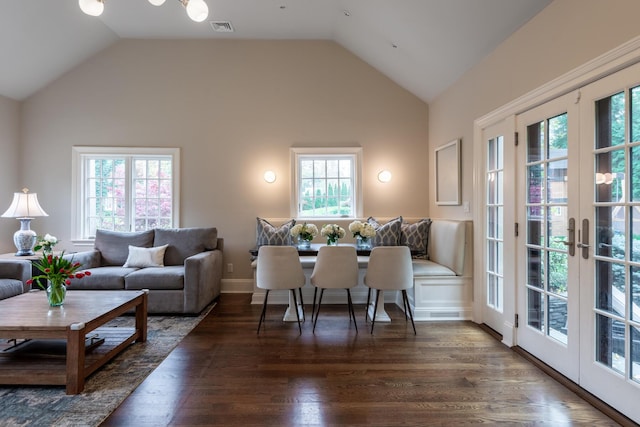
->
[327,237,339,246]
[297,236,311,250]
[356,235,371,250]
[46,280,66,307]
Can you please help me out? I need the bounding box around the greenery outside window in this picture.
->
[290,147,362,219]
[71,147,180,242]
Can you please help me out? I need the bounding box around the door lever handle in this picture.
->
[577,242,590,248]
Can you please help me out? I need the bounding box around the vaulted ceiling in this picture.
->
[0,0,551,102]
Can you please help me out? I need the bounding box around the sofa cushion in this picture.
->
[367,216,403,246]
[123,244,168,268]
[154,227,218,266]
[67,266,134,290]
[256,218,295,247]
[125,266,185,290]
[0,279,24,300]
[95,229,155,266]
[401,218,432,259]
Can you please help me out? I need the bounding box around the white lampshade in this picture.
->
[79,0,104,17]
[148,0,166,6]
[185,0,209,22]
[263,170,276,184]
[1,189,48,218]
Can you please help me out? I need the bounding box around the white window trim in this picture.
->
[290,146,363,219]
[71,146,180,245]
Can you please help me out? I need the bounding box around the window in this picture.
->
[71,147,180,242]
[290,147,362,218]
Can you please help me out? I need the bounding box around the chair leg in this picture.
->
[257,289,270,334]
[312,287,318,322]
[299,288,305,322]
[371,289,381,334]
[313,289,324,333]
[365,288,372,323]
[403,290,416,335]
[291,289,302,335]
[347,289,357,333]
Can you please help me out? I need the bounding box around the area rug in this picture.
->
[0,302,215,427]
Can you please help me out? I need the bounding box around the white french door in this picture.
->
[577,61,640,421]
[516,92,581,382]
[481,119,516,340]
[511,62,640,422]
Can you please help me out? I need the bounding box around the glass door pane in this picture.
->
[525,113,570,345]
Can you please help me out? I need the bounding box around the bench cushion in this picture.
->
[412,260,456,277]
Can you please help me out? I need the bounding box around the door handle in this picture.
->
[578,218,589,259]
[563,218,575,257]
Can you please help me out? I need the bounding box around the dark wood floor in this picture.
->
[102,294,623,426]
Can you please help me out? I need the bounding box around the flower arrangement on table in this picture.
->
[290,223,318,249]
[27,252,91,306]
[321,224,346,246]
[349,220,376,249]
[33,233,58,255]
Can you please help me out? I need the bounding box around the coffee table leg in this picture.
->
[66,322,86,394]
[136,290,148,343]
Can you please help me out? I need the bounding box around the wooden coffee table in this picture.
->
[0,290,147,394]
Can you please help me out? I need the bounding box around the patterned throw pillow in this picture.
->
[401,218,432,259]
[367,216,403,246]
[256,218,296,247]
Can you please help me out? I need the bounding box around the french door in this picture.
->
[516,92,581,382]
[577,61,640,420]
[513,62,640,422]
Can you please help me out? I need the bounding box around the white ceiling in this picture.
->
[0,0,551,102]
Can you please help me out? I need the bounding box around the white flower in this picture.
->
[349,221,375,239]
[44,233,58,244]
[290,223,318,240]
[321,224,345,239]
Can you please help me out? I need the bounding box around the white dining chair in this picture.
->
[310,246,359,333]
[256,246,306,334]
[364,246,416,334]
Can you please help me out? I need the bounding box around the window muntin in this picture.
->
[72,147,179,241]
[291,147,362,219]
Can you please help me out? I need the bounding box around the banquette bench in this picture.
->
[251,217,473,321]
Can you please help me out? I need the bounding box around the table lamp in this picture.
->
[1,188,49,256]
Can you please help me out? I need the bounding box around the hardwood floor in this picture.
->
[102,294,624,426]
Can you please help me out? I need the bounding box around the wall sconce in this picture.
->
[263,170,276,183]
[377,170,392,183]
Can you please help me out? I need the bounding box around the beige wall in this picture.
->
[18,39,428,282]
[0,95,20,252]
[428,0,640,220]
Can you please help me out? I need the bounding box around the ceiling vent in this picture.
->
[210,21,234,33]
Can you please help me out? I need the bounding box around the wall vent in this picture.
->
[210,21,234,33]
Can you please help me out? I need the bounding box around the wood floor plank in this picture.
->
[101,294,624,426]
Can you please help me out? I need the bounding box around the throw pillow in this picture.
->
[256,218,296,247]
[401,218,432,258]
[367,216,403,246]
[123,244,169,268]
[95,229,155,266]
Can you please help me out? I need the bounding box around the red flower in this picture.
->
[26,279,33,285]
[84,271,92,276]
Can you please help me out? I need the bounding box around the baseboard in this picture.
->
[221,278,254,294]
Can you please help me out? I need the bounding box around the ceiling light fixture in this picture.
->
[78,0,209,23]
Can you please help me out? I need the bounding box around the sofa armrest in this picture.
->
[183,248,223,313]
[64,250,102,270]
[0,260,32,291]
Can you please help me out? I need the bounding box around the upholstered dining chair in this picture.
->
[256,245,306,334]
[310,246,359,333]
[364,246,416,334]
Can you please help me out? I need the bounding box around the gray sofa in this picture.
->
[67,227,223,314]
[0,260,31,301]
